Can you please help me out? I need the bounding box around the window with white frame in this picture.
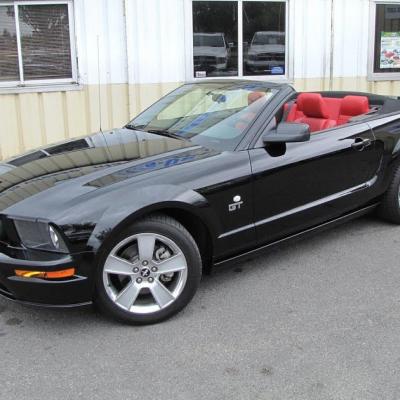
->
[190,0,288,79]
[0,1,77,87]
[369,1,400,79]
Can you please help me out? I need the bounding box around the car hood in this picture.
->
[0,128,217,216]
[193,46,227,58]
[248,44,285,55]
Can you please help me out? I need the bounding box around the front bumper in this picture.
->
[246,60,285,72]
[0,245,95,307]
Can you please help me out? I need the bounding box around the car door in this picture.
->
[249,122,383,245]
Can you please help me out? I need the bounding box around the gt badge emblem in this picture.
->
[229,195,244,212]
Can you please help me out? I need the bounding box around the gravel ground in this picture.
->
[1,215,400,400]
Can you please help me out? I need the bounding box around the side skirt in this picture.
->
[213,203,379,268]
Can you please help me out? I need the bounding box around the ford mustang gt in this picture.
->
[0,80,400,324]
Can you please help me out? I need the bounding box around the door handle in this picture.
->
[351,137,372,151]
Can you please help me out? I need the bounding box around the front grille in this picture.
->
[257,53,285,61]
[0,216,21,247]
[194,56,217,66]
[0,218,4,241]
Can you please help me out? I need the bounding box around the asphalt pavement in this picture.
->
[1,215,400,400]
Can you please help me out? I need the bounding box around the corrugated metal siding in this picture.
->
[292,0,332,81]
[0,82,181,160]
[0,0,185,159]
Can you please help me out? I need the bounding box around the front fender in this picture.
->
[86,184,218,253]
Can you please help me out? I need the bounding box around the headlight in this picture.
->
[49,225,61,249]
[13,219,68,253]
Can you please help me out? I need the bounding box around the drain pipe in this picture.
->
[329,0,335,91]
[123,0,132,117]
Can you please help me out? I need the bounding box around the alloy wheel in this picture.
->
[102,233,188,314]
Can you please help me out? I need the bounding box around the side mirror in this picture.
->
[262,122,310,144]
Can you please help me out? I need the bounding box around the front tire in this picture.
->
[378,164,400,224]
[95,214,202,325]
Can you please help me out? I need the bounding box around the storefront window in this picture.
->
[191,0,287,79]
[373,3,400,74]
[243,2,286,76]
[192,1,238,77]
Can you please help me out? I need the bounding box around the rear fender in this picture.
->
[368,115,400,193]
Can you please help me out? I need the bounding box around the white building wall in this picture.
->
[72,0,187,86]
[292,0,332,80]
[126,0,187,85]
[332,0,370,78]
[74,0,128,85]
[55,0,385,85]
[1,0,399,160]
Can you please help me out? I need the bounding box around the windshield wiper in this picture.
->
[125,124,146,131]
[145,129,185,140]
[125,125,185,140]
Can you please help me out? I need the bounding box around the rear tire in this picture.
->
[95,214,202,325]
[378,164,400,224]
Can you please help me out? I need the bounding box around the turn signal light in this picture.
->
[15,268,75,279]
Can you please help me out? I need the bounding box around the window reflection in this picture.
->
[19,4,72,80]
[243,1,286,76]
[0,6,18,82]
[192,1,238,77]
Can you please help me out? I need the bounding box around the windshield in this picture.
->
[194,34,225,48]
[127,82,279,150]
[252,32,285,46]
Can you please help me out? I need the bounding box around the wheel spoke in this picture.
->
[150,280,175,308]
[137,235,156,261]
[103,232,188,314]
[156,253,186,275]
[104,255,135,275]
[115,281,141,309]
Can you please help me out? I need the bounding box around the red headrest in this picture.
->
[297,93,329,119]
[296,94,305,111]
[340,96,369,116]
[248,91,266,105]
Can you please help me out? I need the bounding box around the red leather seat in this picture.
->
[286,104,303,122]
[337,95,370,125]
[285,95,305,122]
[235,92,267,131]
[285,93,370,131]
[294,93,337,133]
[324,97,343,120]
[286,95,341,122]
[248,91,266,105]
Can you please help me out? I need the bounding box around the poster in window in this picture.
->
[380,32,400,69]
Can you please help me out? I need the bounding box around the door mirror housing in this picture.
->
[262,123,311,144]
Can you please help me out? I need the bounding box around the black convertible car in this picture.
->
[1,80,400,324]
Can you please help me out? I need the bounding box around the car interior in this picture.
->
[283,93,372,133]
[281,91,400,134]
[236,90,388,137]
